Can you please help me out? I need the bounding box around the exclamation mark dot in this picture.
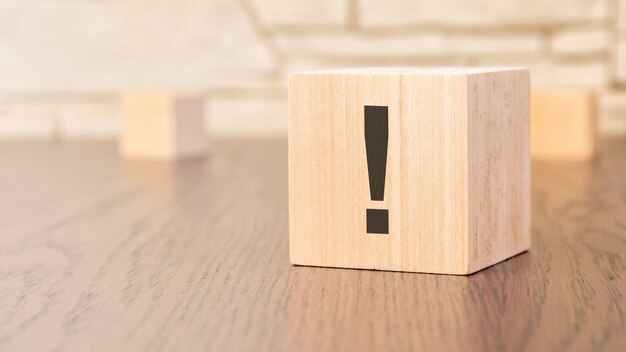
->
[364,105,389,234]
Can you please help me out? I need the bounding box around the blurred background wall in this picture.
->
[0,0,625,139]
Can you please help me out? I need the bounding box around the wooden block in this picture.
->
[288,67,530,275]
[120,92,207,159]
[531,90,596,160]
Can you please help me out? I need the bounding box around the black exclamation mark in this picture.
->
[364,105,389,234]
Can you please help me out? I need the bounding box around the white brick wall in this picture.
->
[618,1,626,85]
[58,102,120,139]
[276,33,449,57]
[0,0,275,91]
[550,28,609,55]
[600,92,626,135]
[0,103,57,140]
[530,61,607,88]
[276,32,542,58]
[0,0,625,139]
[251,0,347,26]
[207,98,287,138]
[358,0,607,27]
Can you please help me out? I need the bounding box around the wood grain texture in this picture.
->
[120,92,207,159]
[531,90,596,160]
[468,72,531,273]
[0,139,625,352]
[289,68,530,274]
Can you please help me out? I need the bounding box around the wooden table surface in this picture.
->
[1,139,625,352]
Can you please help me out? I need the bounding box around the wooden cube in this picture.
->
[289,68,530,275]
[531,90,596,160]
[120,92,207,159]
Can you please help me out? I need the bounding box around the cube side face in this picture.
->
[173,97,207,158]
[467,70,531,274]
[531,91,596,160]
[289,73,470,274]
[120,93,176,159]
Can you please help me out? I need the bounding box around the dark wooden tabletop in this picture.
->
[0,139,625,352]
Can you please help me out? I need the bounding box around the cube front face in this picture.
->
[289,68,530,275]
[121,93,176,159]
[531,91,596,160]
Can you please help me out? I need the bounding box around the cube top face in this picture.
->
[298,67,527,75]
[531,90,596,160]
[288,68,530,275]
[120,92,206,159]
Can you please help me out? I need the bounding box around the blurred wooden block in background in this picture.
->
[289,67,530,275]
[531,90,596,160]
[120,92,207,159]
